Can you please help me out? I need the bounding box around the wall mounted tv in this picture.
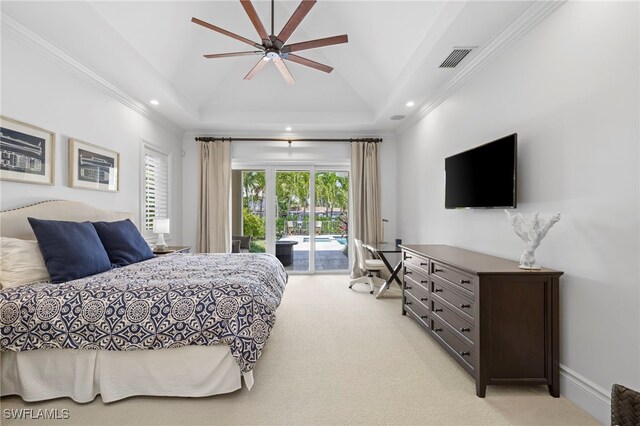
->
[445,133,517,209]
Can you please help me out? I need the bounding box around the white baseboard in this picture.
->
[560,364,610,424]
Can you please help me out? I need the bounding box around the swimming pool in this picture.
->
[303,237,331,243]
[301,236,348,245]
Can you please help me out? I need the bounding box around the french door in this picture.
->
[234,164,350,274]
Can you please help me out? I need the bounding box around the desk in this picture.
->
[362,242,402,299]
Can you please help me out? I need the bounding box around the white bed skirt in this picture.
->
[1,346,253,403]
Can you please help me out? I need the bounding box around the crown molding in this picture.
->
[396,0,566,135]
[1,14,184,134]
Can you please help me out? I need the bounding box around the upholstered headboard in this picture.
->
[0,200,133,239]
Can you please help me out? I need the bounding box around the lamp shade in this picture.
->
[153,218,170,234]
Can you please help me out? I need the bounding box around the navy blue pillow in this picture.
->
[92,219,153,267]
[27,217,112,284]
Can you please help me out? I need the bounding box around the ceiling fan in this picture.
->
[191,0,348,85]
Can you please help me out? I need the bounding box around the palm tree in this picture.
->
[243,171,266,217]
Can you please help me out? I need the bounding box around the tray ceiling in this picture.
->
[1,1,536,132]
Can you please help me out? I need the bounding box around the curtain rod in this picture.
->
[194,137,383,143]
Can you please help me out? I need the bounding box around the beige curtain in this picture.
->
[350,141,383,277]
[197,141,231,253]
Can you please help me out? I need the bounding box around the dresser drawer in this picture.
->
[431,260,475,295]
[405,273,430,301]
[404,281,431,314]
[431,298,475,346]
[405,297,430,332]
[404,262,429,281]
[431,277,475,321]
[405,291,430,320]
[403,251,430,276]
[431,318,475,370]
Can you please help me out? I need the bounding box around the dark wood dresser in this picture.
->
[400,244,563,397]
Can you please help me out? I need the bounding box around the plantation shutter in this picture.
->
[144,146,169,235]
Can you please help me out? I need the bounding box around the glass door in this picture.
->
[314,170,350,272]
[233,164,350,274]
[275,170,310,272]
[233,170,266,253]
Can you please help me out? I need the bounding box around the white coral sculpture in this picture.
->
[505,210,561,269]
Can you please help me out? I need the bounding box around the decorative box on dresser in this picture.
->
[400,244,563,398]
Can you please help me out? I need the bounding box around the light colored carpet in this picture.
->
[1,275,598,425]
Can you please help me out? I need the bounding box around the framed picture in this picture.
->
[68,138,119,192]
[0,116,55,185]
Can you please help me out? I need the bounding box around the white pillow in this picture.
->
[0,237,51,289]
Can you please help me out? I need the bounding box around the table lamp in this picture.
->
[153,218,170,250]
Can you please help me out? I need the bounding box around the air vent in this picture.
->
[439,48,473,68]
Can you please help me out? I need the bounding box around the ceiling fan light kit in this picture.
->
[192,0,348,85]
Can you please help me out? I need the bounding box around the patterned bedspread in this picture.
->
[0,253,288,373]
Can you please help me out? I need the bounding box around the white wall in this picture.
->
[181,135,397,252]
[395,2,639,423]
[0,34,184,243]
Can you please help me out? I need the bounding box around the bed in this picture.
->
[0,200,288,403]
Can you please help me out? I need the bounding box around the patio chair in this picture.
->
[349,239,385,294]
[231,235,251,253]
[287,221,296,235]
[315,221,322,235]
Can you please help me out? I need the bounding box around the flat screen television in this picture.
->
[445,134,517,209]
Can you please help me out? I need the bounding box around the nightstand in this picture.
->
[153,246,191,255]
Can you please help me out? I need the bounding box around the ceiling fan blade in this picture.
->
[191,17,260,49]
[286,54,333,73]
[283,34,348,53]
[244,58,269,80]
[273,57,295,85]
[203,51,263,59]
[276,0,316,46]
[239,0,272,47]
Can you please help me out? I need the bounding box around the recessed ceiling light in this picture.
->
[405,101,415,107]
[285,127,292,131]
[150,99,159,106]
[390,115,405,121]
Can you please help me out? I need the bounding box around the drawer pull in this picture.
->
[420,315,428,319]
[421,280,428,284]
[406,301,412,305]
[460,327,471,333]
[405,271,413,275]
[434,268,443,272]
[405,255,413,260]
[459,304,471,309]
[460,279,471,284]
[459,351,471,357]
[405,286,412,290]
[434,328,442,332]
[434,288,443,293]
[420,262,428,266]
[420,298,428,302]
[434,308,443,313]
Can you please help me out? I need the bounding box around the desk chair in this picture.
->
[349,239,386,294]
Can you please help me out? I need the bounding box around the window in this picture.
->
[143,144,170,239]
